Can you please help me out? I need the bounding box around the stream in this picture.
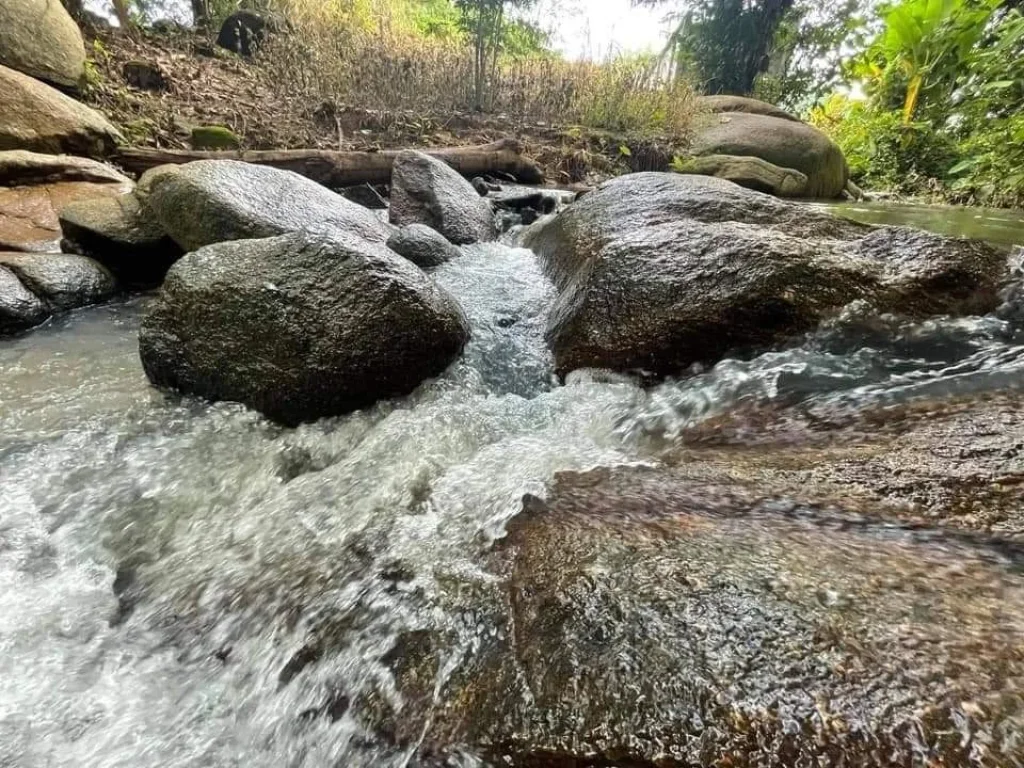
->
[1,204,1023,766]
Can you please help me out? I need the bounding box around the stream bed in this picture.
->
[2,206,1024,766]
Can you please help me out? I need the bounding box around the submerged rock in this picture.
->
[139,231,470,425]
[59,193,182,288]
[386,224,461,268]
[691,108,847,198]
[144,160,392,252]
[390,150,497,244]
[523,173,1005,377]
[0,0,86,89]
[0,65,122,156]
[422,464,1024,766]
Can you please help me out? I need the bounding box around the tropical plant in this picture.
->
[851,0,998,123]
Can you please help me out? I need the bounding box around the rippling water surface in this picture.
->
[1,230,1023,766]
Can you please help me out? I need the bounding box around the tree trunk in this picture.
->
[114,140,545,187]
[191,0,210,28]
[110,0,132,28]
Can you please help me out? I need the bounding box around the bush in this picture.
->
[808,94,958,194]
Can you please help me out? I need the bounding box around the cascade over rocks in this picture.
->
[690,102,848,198]
[0,65,123,157]
[139,231,471,425]
[59,193,182,288]
[386,224,461,268]
[523,173,1005,377]
[143,160,393,252]
[0,0,86,89]
[390,150,497,244]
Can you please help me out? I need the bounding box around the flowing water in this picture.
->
[1,207,1024,766]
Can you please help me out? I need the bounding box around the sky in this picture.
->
[531,0,675,60]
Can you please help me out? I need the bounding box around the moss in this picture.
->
[190,125,241,150]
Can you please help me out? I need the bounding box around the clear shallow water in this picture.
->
[1,233,1023,767]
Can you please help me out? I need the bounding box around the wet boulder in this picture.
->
[0,264,48,334]
[0,65,122,157]
[59,193,182,288]
[390,151,496,244]
[143,160,392,252]
[412,465,1024,766]
[523,173,1005,377]
[0,0,86,89]
[139,231,470,425]
[0,252,115,311]
[386,224,461,268]
[691,107,847,198]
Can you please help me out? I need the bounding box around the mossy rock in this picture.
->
[190,126,240,150]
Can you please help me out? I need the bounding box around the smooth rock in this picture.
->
[673,153,808,196]
[59,193,182,288]
[390,150,496,244]
[386,224,461,268]
[0,65,123,156]
[0,252,115,311]
[0,264,48,333]
[0,0,86,88]
[139,231,470,425]
[0,178,132,252]
[691,110,848,198]
[523,173,1005,377]
[144,160,392,252]
[0,150,132,186]
[699,94,800,122]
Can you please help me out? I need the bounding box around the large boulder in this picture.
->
[0,252,115,311]
[390,151,497,244]
[405,464,1024,765]
[386,224,461,268]
[59,193,182,288]
[699,94,800,122]
[0,152,133,252]
[139,231,470,425]
[0,65,123,156]
[691,109,847,198]
[0,0,86,89]
[143,160,392,252]
[522,173,1005,377]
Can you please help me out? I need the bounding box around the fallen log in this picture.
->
[113,139,544,187]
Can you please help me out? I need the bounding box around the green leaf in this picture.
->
[618,145,632,157]
[947,158,977,175]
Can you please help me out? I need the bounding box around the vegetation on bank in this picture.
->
[70,0,1024,207]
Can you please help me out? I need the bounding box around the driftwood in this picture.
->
[114,139,544,187]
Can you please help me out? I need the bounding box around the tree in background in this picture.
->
[640,0,794,95]
[455,0,539,109]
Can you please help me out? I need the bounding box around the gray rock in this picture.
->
[522,173,1005,377]
[390,151,496,244]
[139,231,470,425]
[59,193,182,288]
[699,94,800,122]
[673,153,808,197]
[691,110,848,198]
[0,252,115,311]
[0,65,122,157]
[0,264,48,333]
[386,224,461,268]
[0,0,86,89]
[144,160,393,252]
[0,150,132,186]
